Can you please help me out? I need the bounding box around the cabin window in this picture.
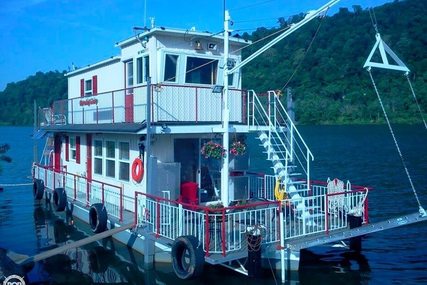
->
[137,56,149,84]
[85,79,92,95]
[94,140,103,175]
[119,142,130,181]
[106,140,116,178]
[164,54,178,82]
[228,73,235,87]
[185,57,218,85]
[70,137,76,160]
[126,60,134,94]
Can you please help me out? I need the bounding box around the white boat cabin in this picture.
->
[39,27,252,209]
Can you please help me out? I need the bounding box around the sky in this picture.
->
[0,0,394,91]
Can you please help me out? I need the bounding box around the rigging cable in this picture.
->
[405,73,427,129]
[280,9,328,91]
[367,69,426,217]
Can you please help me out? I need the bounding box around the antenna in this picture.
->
[144,0,147,28]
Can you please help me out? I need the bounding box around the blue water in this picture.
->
[1,125,427,284]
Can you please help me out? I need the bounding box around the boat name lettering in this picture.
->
[79,99,98,106]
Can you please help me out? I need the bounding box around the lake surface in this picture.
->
[1,125,426,284]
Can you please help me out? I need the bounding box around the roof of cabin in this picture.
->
[115,26,250,48]
[40,123,146,134]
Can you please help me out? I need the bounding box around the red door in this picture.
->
[86,134,92,182]
[125,93,134,123]
[53,135,62,172]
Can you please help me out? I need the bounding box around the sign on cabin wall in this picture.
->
[79,98,98,106]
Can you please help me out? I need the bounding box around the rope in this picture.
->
[406,74,427,130]
[280,10,328,91]
[368,70,425,216]
[0,183,33,187]
[368,8,379,33]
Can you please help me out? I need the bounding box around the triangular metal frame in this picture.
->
[363,33,410,73]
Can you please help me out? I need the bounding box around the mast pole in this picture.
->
[220,10,231,206]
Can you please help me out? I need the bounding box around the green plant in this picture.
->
[230,141,246,156]
[201,141,225,159]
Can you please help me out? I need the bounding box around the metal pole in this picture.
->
[279,202,286,283]
[220,10,230,206]
[33,100,38,163]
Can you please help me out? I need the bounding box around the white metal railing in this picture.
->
[247,90,313,189]
[34,164,125,221]
[135,191,280,255]
[41,85,246,127]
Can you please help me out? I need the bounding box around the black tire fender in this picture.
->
[33,179,45,200]
[89,203,108,233]
[171,235,204,280]
[53,188,67,212]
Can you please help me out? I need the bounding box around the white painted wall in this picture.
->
[68,60,123,99]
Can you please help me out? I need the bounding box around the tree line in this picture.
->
[0,0,425,125]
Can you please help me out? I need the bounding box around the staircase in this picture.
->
[247,90,321,225]
[40,134,55,166]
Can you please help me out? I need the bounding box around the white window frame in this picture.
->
[92,139,130,182]
[118,141,130,182]
[105,140,116,178]
[70,136,76,161]
[163,53,179,83]
[184,56,219,85]
[85,79,92,95]
[136,55,149,84]
[94,140,103,175]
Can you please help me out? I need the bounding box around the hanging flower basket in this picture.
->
[230,141,246,156]
[201,141,225,159]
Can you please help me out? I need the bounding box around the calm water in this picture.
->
[1,125,426,284]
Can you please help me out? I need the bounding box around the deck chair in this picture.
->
[346,188,369,218]
[42,107,66,126]
[327,178,345,215]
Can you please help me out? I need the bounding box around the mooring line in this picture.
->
[0,183,33,187]
[368,70,426,217]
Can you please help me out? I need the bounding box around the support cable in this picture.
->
[368,69,426,217]
[405,74,427,130]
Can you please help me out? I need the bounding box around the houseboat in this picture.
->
[32,0,426,282]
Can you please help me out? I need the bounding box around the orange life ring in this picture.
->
[131,158,144,183]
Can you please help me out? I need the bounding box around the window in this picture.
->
[228,73,235,87]
[119,142,130,181]
[137,56,149,84]
[85,79,92,95]
[94,140,103,175]
[185,57,218,84]
[70,137,76,160]
[126,61,134,93]
[164,54,178,82]
[106,141,115,178]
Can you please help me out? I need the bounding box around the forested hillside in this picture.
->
[0,0,425,125]
[0,71,67,125]
[241,0,426,124]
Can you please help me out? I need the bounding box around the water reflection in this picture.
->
[27,203,154,284]
[299,248,371,285]
[2,201,373,285]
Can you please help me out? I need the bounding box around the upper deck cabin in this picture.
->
[39,27,249,133]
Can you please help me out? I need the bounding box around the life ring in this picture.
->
[274,179,286,201]
[171,235,204,280]
[131,158,144,183]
